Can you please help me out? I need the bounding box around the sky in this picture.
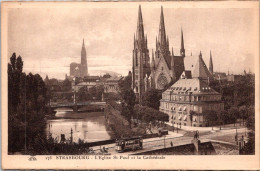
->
[7,3,258,79]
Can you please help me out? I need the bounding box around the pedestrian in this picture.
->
[170,141,173,147]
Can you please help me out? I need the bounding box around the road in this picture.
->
[91,127,246,155]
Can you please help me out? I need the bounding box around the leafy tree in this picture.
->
[203,110,218,129]
[239,105,248,125]
[243,106,255,154]
[8,53,47,154]
[228,107,239,127]
[118,73,136,128]
[62,79,72,92]
[141,88,162,110]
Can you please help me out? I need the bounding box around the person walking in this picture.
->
[170,141,173,147]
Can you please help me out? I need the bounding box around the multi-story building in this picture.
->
[104,76,123,93]
[160,54,223,127]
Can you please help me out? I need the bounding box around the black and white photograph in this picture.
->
[1,1,259,169]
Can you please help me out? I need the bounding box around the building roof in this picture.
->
[84,76,100,81]
[106,76,123,82]
[163,78,220,95]
[184,55,213,80]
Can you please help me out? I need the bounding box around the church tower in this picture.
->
[155,6,171,66]
[80,39,88,77]
[132,5,150,102]
[209,50,214,75]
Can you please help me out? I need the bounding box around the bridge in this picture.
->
[50,101,106,112]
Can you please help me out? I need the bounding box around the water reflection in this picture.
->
[46,109,113,143]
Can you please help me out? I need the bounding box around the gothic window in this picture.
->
[157,73,168,89]
[136,56,138,66]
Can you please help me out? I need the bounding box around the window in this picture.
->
[183,115,187,121]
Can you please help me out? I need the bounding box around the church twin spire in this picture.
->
[135,5,147,50]
[158,6,167,48]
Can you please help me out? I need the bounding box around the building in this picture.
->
[227,74,243,83]
[72,76,100,92]
[131,5,151,102]
[160,54,223,127]
[104,76,123,93]
[150,7,185,90]
[70,39,88,78]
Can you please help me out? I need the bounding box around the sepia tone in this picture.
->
[1,1,259,170]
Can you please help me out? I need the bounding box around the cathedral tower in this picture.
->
[132,5,150,102]
[80,39,88,77]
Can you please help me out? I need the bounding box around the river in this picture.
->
[46,108,114,143]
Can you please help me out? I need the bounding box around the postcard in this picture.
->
[1,1,259,170]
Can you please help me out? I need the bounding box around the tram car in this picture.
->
[115,136,143,152]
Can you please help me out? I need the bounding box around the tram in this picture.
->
[115,136,143,152]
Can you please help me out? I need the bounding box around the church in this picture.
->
[131,6,215,102]
[69,39,89,78]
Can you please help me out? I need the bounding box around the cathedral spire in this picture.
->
[180,28,185,57]
[209,50,214,74]
[136,5,145,48]
[158,6,167,47]
[81,38,86,65]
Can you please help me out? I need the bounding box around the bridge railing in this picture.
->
[50,101,106,108]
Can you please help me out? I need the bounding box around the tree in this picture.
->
[62,79,72,92]
[243,106,255,154]
[141,88,162,110]
[239,105,247,125]
[203,110,218,129]
[228,107,239,127]
[118,73,136,128]
[121,89,136,128]
[8,53,48,154]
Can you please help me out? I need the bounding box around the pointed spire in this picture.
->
[199,50,202,57]
[180,28,185,57]
[81,38,87,65]
[172,47,174,56]
[209,50,214,74]
[136,5,145,47]
[158,6,167,47]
